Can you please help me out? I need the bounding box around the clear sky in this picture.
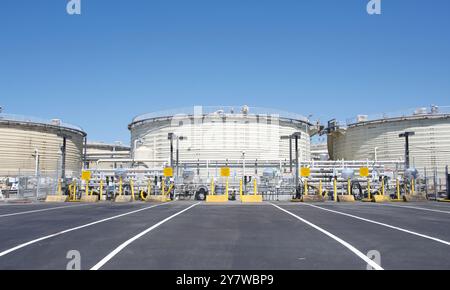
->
[1,0,449,144]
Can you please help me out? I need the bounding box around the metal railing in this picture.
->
[131,106,310,124]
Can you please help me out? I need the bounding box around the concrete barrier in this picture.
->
[206,195,228,203]
[338,195,355,202]
[114,195,132,203]
[241,195,263,203]
[373,195,390,203]
[45,195,68,203]
[403,195,427,202]
[80,195,98,203]
[301,195,325,202]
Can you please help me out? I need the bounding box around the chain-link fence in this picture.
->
[0,171,59,201]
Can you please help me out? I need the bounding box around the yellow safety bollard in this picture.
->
[397,179,400,200]
[347,178,351,195]
[381,178,385,196]
[99,180,103,201]
[210,179,215,196]
[319,180,323,196]
[74,180,77,201]
[333,178,337,202]
[70,180,77,202]
[119,177,123,196]
[240,177,262,203]
[367,178,371,200]
[240,178,243,199]
[411,178,415,195]
[57,179,62,195]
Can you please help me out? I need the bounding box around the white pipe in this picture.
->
[34,148,39,177]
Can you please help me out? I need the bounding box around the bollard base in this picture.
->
[373,195,390,203]
[403,195,427,202]
[80,195,98,203]
[338,195,355,202]
[241,195,263,203]
[301,195,325,202]
[114,195,132,203]
[45,195,68,203]
[146,195,171,202]
[206,195,228,203]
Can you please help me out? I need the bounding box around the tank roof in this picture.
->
[130,106,312,127]
[0,113,86,136]
[345,105,450,127]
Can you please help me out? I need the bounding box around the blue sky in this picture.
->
[1,0,449,144]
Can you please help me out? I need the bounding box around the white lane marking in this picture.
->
[0,202,171,257]
[270,203,383,270]
[91,202,200,270]
[0,204,93,218]
[374,203,450,214]
[301,203,450,246]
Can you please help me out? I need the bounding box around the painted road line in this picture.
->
[270,203,383,270]
[0,204,93,218]
[373,203,450,214]
[301,203,450,246]
[91,202,200,270]
[0,202,171,258]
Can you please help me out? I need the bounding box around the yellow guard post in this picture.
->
[206,167,229,203]
[241,176,263,203]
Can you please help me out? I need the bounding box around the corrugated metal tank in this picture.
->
[328,110,450,180]
[0,115,86,177]
[129,106,313,165]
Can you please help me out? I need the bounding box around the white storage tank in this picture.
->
[0,113,86,177]
[327,105,450,180]
[129,106,317,170]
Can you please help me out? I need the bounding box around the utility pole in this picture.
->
[399,131,415,169]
